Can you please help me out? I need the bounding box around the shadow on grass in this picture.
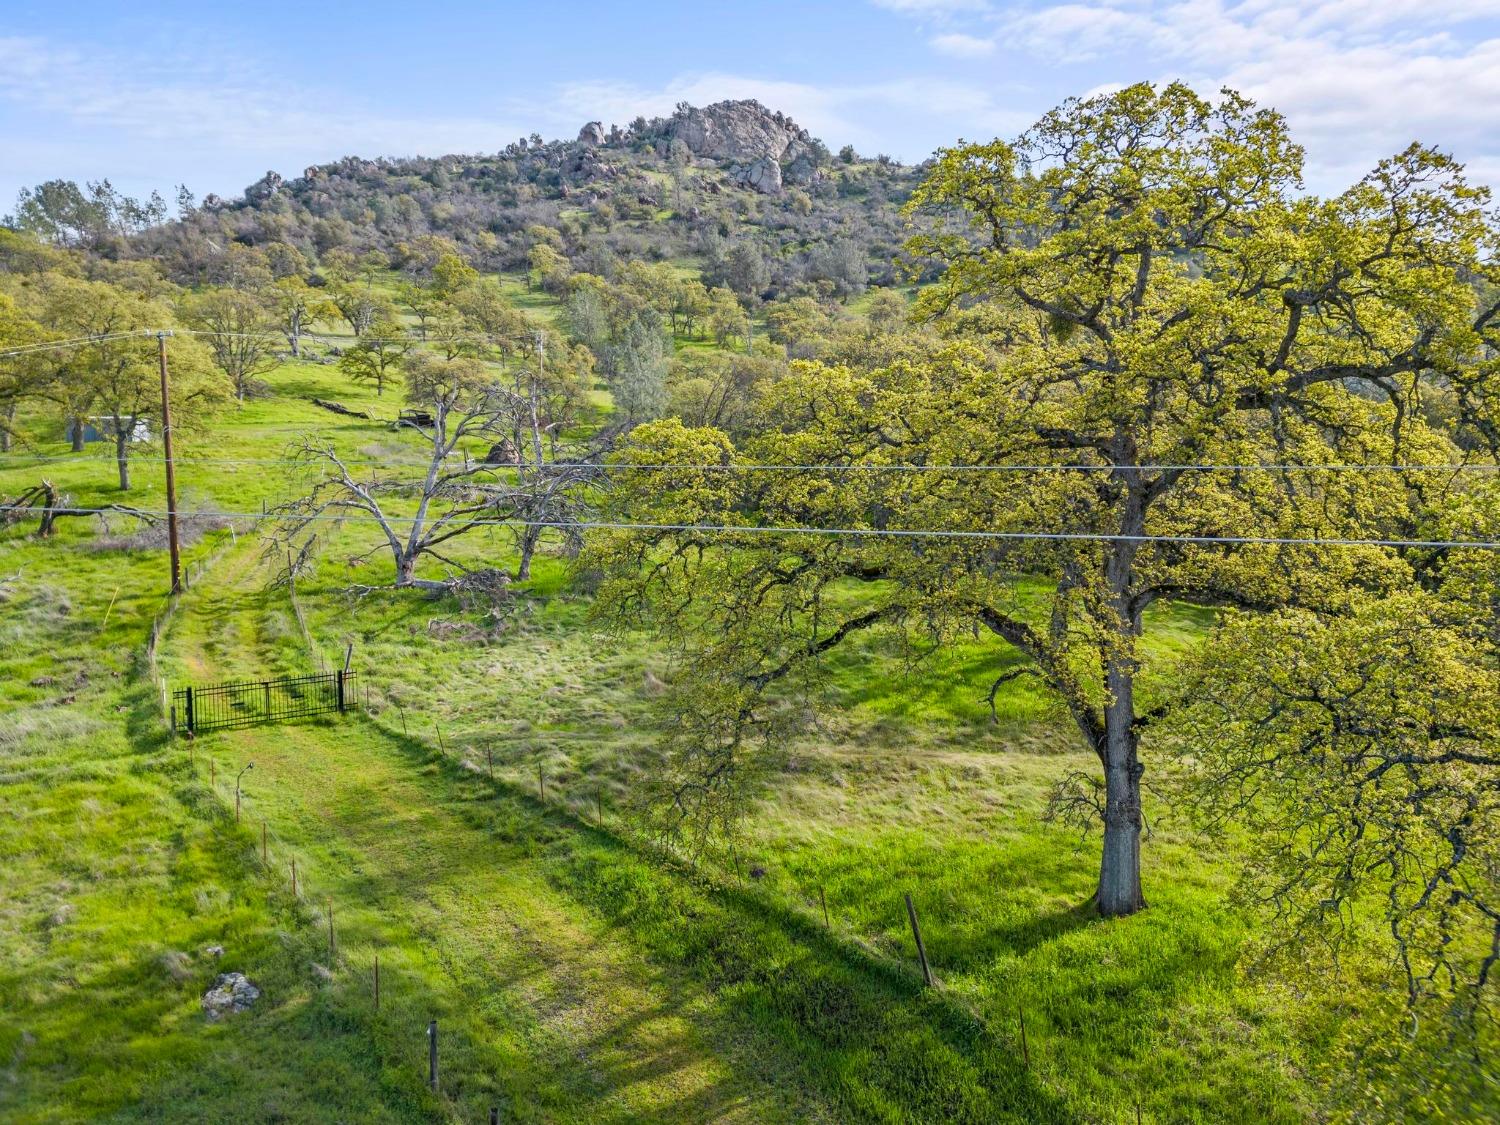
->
[367,714,1078,1124]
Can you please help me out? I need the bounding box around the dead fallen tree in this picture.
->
[310,397,372,420]
[2,480,159,538]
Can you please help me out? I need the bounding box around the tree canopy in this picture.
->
[587,82,1500,997]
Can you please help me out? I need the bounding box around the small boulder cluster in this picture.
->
[201,971,260,1021]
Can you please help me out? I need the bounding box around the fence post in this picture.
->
[185,686,195,735]
[487,747,494,780]
[261,822,267,864]
[427,1020,439,1091]
[904,893,933,987]
[336,668,346,713]
[820,886,830,928]
[328,899,335,963]
[263,680,271,715]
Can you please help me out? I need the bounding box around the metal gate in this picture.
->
[172,670,358,735]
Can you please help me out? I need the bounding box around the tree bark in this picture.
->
[1,402,14,453]
[70,418,85,452]
[1097,672,1145,916]
[1095,459,1148,916]
[115,431,130,490]
[395,552,416,586]
[515,526,541,581]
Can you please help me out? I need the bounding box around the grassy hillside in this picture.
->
[0,345,1398,1123]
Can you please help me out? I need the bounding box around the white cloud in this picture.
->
[5,4,1498,205]
[876,1,1500,192]
[528,72,1031,158]
[930,32,999,56]
[871,0,992,12]
[0,35,529,200]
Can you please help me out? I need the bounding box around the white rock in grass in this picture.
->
[201,972,260,1020]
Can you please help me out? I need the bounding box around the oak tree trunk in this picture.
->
[1096,458,1147,917]
[116,432,130,491]
[70,418,85,452]
[1097,743,1145,916]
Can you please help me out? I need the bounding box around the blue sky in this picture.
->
[2,1,1498,207]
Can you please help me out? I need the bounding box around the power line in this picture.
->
[2,453,1497,474]
[3,504,1495,551]
[0,331,153,359]
[0,325,544,360]
[5,334,1492,476]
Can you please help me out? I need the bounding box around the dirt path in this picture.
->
[162,544,824,1123]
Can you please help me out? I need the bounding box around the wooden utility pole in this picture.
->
[156,331,182,595]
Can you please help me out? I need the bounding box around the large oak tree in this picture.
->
[589,84,1499,920]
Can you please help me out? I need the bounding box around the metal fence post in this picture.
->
[185,686,195,735]
[427,1019,438,1091]
[905,893,934,987]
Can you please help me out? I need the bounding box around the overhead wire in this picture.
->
[0,331,158,359]
[0,325,544,360]
[2,503,1495,551]
[2,453,1497,474]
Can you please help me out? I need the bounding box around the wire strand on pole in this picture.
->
[3,451,1499,474]
[0,331,151,359]
[2,503,1495,550]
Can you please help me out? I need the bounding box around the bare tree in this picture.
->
[2,480,157,537]
[266,350,603,590]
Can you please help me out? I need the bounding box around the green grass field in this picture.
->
[0,348,1447,1122]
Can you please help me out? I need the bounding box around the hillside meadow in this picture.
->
[0,352,1439,1123]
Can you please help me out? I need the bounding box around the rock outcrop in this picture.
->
[667,100,806,164]
[201,972,260,1020]
[783,145,820,187]
[244,171,284,204]
[570,100,827,194]
[663,100,822,194]
[731,157,783,194]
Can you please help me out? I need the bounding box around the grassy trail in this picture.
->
[161,541,826,1123]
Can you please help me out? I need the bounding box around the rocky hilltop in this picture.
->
[579,100,826,194]
[133,98,922,295]
[665,100,820,193]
